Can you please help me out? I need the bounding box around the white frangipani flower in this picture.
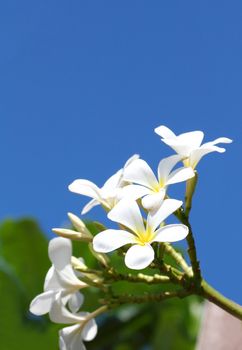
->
[68,154,139,214]
[93,199,189,270]
[30,237,86,316]
[50,296,98,350]
[154,125,233,169]
[123,155,194,211]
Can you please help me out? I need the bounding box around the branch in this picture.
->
[105,268,171,284]
[174,208,202,284]
[102,289,192,306]
[200,280,242,320]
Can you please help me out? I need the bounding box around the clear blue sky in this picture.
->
[1,1,242,303]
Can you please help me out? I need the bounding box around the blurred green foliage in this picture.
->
[0,218,203,350]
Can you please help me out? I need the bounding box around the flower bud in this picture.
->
[67,212,93,238]
[52,228,92,242]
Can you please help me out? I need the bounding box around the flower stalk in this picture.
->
[200,280,242,320]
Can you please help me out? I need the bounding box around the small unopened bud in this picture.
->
[71,256,103,284]
[52,228,92,242]
[71,256,89,271]
[89,243,110,267]
[67,212,93,238]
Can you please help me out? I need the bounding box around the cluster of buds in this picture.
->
[30,125,232,349]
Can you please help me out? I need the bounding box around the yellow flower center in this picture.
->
[154,181,164,192]
[135,228,155,245]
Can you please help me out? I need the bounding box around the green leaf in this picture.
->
[0,219,59,349]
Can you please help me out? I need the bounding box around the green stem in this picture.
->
[106,268,171,284]
[185,172,198,217]
[104,289,192,306]
[200,280,242,320]
[175,209,202,283]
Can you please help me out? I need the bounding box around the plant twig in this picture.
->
[200,280,242,320]
[103,289,192,306]
[106,268,171,284]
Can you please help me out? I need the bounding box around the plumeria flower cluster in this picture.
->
[30,236,100,350]
[30,125,234,349]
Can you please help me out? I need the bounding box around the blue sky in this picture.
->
[1,1,242,303]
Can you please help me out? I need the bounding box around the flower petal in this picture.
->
[44,266,61,291]
[147,199,183,232]
[205,137,233,146]
[189,138,232,168]
[55,264,87,289]
[82,318,98,341]
[166,167,195,185]
[176,131,204,149]
[154,125,176,138]
[161,138,192,157]
[68,179,101,200]
[123,154,140,168]
[108,199,145,234]
[123,159,159,189]
[50,296,87,324]
[161,131,204,157]
[158,154,182,182]
[141,190,166,211]
[102,170,123,192]
[125,244,154,270]
[30,290,56,316]
[68,292,84,314]
[93,229,136,253]
[48,237,72,271]
[152,224,189,242]
[81,199,100,215]
[59,324,85,350]
[121,184,152,201]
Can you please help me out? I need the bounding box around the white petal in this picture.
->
[123,159,159,189]
[102,170,123,192]
[82,318,98,341]
[55,264,87,289]
[125,244,154,270]
[30,290,56,315]
[205,137,233,146]
[123,154,140,168]
[68,292,84,313]
[152,224,189,242]
[68,179,101,200]
[176,131,204,149]
[50,296,87,324]
[93,229,136,253]
[44,266,61,291]
[59,333,68,350]
[141,190,166,211]
[121,184,152,201]
[158,154,182,182]
[162,131,204,157]
[154,125,176,138]
[59,324,85,350]
[147,199,183,232]
[108,199,145,234]
[48,237,72,271]
[161,138,192,157]
[189,148,213,168]
[81,199,100,215]
[189,140,231,168]
[166,167,195,185]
